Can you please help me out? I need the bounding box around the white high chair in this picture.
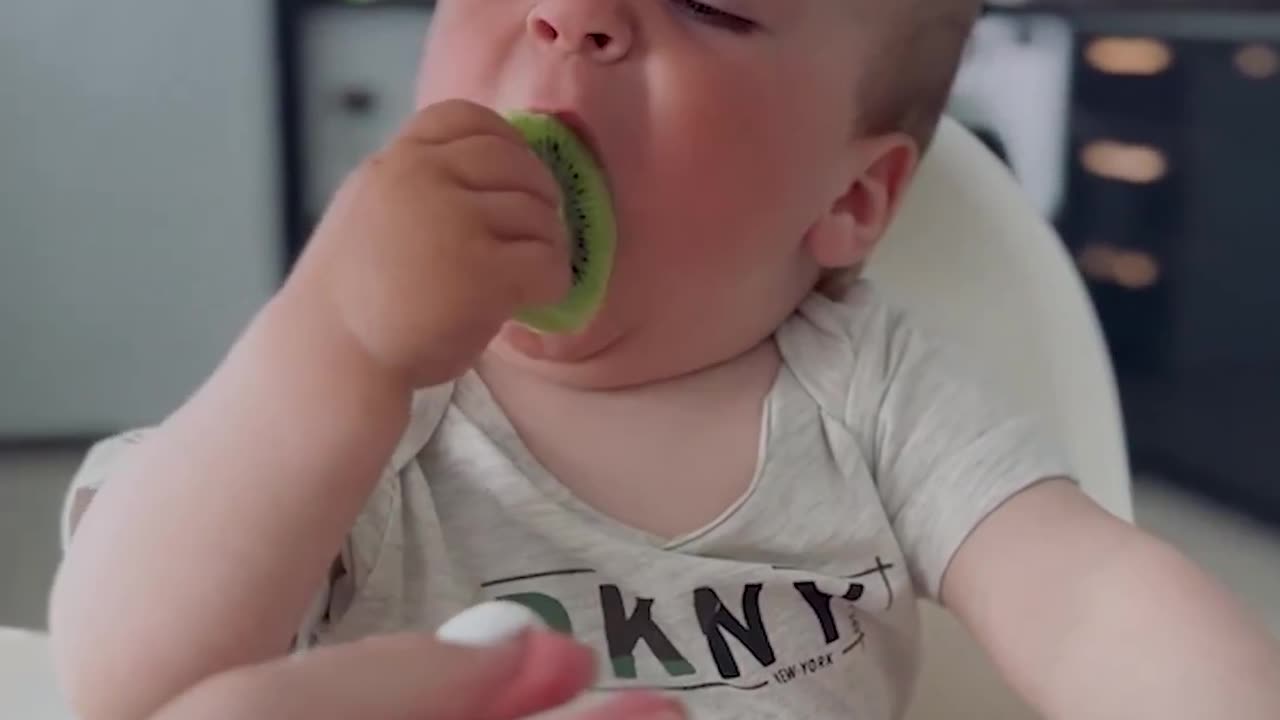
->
[0,627,72,720]
[869,117,1134,719]
[0,118,1132,720]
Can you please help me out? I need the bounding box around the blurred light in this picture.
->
[1235,44,1279,79]
[1078,246,1110,280]
[1081,140,1169,185]
[1085,37,1173,76]
[1112,252,1161,290]
[1078,244,1162,290]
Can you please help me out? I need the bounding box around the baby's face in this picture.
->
[417,0,908,387]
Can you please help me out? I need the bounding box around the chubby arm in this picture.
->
[942,478,1280,720]
[49,100,569,720]
[48,292,413,720]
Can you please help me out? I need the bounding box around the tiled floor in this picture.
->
[2,446,1279,636]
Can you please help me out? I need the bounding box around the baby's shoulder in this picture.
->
[776,280,950,423]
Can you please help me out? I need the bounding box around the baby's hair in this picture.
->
[819,0,982,299]
[856,0,984,153]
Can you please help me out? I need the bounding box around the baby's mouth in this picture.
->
[530,109,606,170]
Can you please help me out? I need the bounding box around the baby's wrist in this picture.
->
[254,287,418,408]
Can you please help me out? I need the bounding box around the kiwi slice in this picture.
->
[506,111,616,334]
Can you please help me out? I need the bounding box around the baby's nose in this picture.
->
[527,0,633,63]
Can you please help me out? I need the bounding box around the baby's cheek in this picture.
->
[416,56,488,108]
[415,17,513,108]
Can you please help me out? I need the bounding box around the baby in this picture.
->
[50,1,1280,719]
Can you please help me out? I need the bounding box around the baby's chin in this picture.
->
[495,322,610,361]
[488,321,625,377]
[487,318,688,390]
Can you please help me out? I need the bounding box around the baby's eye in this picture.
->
[673,0,758,34]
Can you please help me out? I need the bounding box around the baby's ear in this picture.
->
[806,133,919,269]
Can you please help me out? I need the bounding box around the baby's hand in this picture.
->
[288,99,570,387]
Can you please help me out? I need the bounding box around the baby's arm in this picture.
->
[850,301,1280,717]
[49,296,416,720]
[942,479,1280,719]
[48,101,570,720]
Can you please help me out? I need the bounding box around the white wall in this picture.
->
[0,0,281,437]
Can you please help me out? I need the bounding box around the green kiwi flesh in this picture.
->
[506,111,616,334]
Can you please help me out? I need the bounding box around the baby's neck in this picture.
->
[474,340,782,538]
[476,338,781,414]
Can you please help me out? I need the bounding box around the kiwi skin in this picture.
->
[505,111,616,335]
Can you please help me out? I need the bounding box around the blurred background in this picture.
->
[2,0,1278,638]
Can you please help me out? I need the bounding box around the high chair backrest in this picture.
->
[0,628,72,720]
[866,117,1134,719]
